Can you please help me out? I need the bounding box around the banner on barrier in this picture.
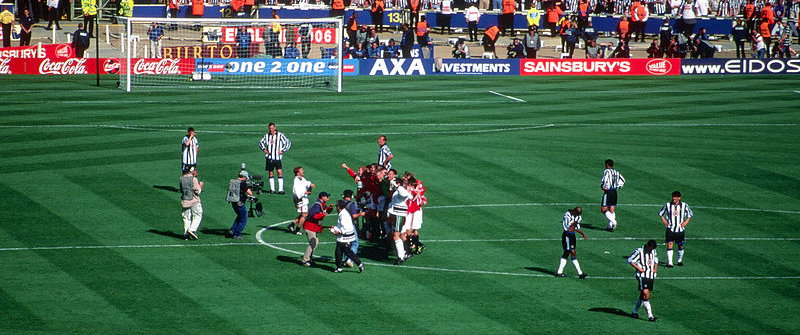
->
[681,59,800,75]
[0,58,195,75]
[432,59,519,75]
[520,58,680,75]
[195,58,358,76]
[360,58,430,76]
[0,43,75,59]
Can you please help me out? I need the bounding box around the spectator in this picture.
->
[585,39,612,58]
[522,25,540,58]
[694,0,709,16]
[506,37,524,58]
[773,0,785,22]
[19,9,34,46]
[559,15,572,51]
[482,24,501,58]
[298,23,312,58]
[761,2,775,27]
[731,18,748,58]
[630,0,648,42]
[365,26,380,49]
[72,23,91,57]
[452,37,469,58]
[465,4,481,41]
[350,43,368,58]
[772,19,796,58]
[284,42,300,58]
[680,0,698,38]
[582,20,598,43]
[577,0,591,31]
[46,0,61,30]
[609,38,631,58]
[236,26,251,58]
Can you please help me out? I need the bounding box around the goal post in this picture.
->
[118,17,344,92]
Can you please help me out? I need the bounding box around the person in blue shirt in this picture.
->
[284,42,300,58]
[350,43,368,58]
[368,41,382,58]
[236,26,251,58]
[384,38,400,58]
[147,22,164,58]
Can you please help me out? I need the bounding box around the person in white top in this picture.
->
[465,5,481,42]
[694,0,709,16]
[387,176,412,264]
[439,0,454,33]
[290,166,314,235]
[332,200,364,273]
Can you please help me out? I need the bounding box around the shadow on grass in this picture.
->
[276,255,336,271]
[525,266,556,276]
[581,223,606,230]
[200,228,231,237]
[588,307,632,318]
[147,229,185,240]
[153,185,180,193]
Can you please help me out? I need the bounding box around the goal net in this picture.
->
[117,17,343,92]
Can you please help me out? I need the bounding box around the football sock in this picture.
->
[667,249,674,265]
[278,177,284,192]
[642,300,653,318]
[394,239,406,260]
[557,258,567,274]
[269,177,275,192]
[677,249,684,262]
[571,258,583,275]
[609,212,617,226]
[632,298,642,314]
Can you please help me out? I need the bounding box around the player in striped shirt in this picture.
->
[600,159,625,231]
[659,191,693,268]
[181,127,198,171]
[628,239,658,322]
[258,123,292,194]
[555,207,588,279]
[377,135,394,170]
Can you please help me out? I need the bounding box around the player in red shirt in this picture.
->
[405,172,427,254]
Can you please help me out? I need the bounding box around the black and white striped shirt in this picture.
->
[562,211,582,232]
[628,247,658,279]
[378,144,393,170]
[181,136,198,166]
[258,131,292,161]
[601,168,625,190]
[659,201,693,233]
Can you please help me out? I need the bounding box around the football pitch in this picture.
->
[1,75,799,334]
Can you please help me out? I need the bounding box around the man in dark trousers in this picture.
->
[72,23,91,58]
[400,23,415,58]
[0,6,13,47]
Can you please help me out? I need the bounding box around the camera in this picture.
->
[240,163,265,194]
[357,191,372,211]
[247,195,264,217]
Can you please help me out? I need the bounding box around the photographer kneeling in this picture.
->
[452,38,469,59]
[507,38,524,59]
[227,170,253,239]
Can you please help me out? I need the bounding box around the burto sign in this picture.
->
[520,59,679,76]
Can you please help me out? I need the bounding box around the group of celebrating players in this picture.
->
[286,134,428,273]
[556,159,695,322]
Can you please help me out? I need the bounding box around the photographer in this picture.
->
[301,192,334,267]
[507,38,524,58]
[452,38,469,59]
[227,170,253,239]
[180,167,203,240]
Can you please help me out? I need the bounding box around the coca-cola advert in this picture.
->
[0,58,195,75]
[0,43,76,59]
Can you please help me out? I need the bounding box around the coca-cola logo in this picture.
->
[104,58,121,74]
[646,59,672,75]
[38,58,88,75]
[0,58,11,74]
[133,58,183,75]
[56,45,72,58]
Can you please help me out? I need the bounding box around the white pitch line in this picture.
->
[489,91,527,103]
[253,224,800,280]
[425,202,800,215]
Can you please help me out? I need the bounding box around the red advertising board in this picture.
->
[219,26,337,44]
[520,58,680,76]
[0,43,76,59]
[0,58,195,75]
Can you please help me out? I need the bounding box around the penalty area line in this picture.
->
[489,91,527,103]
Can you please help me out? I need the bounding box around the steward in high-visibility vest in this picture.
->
[526,7,542,29]
[191,0,205,17]
[82,0,97,37]
[119,0,134,17]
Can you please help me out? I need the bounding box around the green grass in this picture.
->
[1,75,799,334]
